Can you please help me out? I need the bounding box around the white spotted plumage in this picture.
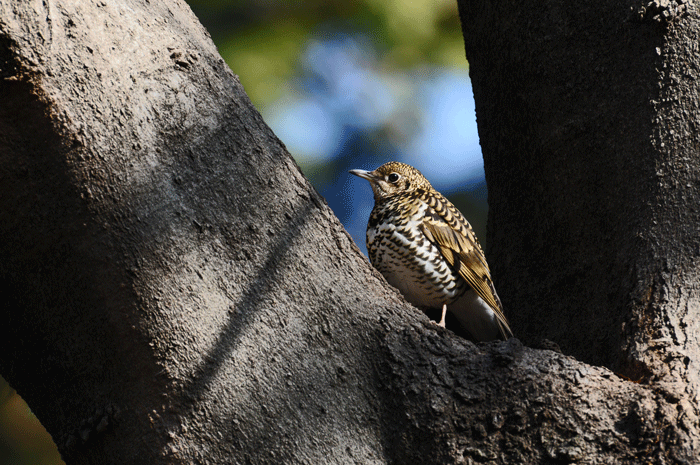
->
[367,201,466,308]
[350,161,513,342]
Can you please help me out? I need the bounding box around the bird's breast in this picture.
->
[366,203,466,309]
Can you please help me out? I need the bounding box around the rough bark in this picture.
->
[459,0,700,457]
[0,0,697,463]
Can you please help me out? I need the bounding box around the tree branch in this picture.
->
[0,0,697,463]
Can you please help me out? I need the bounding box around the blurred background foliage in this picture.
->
[191,0,488,254]
[1,0,488,463]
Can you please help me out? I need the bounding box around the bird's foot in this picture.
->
[437,304,447,328]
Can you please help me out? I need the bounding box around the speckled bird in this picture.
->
[349,162,512,342]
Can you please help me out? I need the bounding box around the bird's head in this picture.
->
[349,162,431,201]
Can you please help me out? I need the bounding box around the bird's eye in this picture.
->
[388,173,400,183]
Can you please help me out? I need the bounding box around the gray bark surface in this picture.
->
[0,0,697,463]
[459,0,700,460]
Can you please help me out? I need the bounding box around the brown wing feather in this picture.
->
[420,198,512,339]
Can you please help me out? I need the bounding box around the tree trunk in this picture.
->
[459,0,700,446]
[0,0,697,463]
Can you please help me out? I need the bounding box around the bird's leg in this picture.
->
[437,304,447,327]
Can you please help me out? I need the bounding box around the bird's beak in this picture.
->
[349,169,376,182]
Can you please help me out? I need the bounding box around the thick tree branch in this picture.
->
[0,0,697,463]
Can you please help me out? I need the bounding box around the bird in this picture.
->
[349,161,512,342]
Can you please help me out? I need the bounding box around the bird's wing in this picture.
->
[420,198,512,339]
